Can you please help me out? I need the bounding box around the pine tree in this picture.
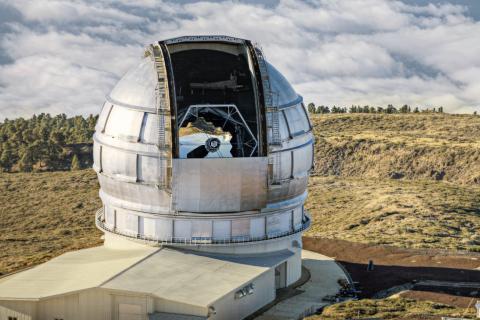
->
[18,147,35,172]
[0,146,14,171]
[317,106,326,114]
[71,154,81,171]
[386,104,397,114]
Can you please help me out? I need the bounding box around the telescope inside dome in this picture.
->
[168,41,264,159]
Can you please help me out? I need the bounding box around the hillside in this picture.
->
[312,113,480,185]
[304,113,480,252]
[1,113,479,270]
[0,170,102,275]
[1,113,479,319]
[305,176,480,251]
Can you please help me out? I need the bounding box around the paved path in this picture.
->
[256,250,349,320]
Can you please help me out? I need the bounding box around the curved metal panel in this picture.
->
[283,104,310,137]
[116,209,138,235]
[96,208,311,246]
[266,212,291,238]
[293,207,303,231]
[140,113,160,144]
[99,189,170,214]
[213,220,231,241]
[192,220,212,240]
[93,143,101,172]
[143,217,173,240]
[94,133,161,156]
[267,63,298,106]
[174,220,192,240]
[293,144,313,177]
[104,106,144,142]
[105,205,115,228]
[137,155,164,183]
[98,173,171,209]
[250,217,266,239]
[267,176,309,203]
[232,219,250,239]
[109,58,157,111]
[101,145,137,180]
[95,102,112,133]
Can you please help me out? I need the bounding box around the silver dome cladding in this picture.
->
[94,36,313,247]
[107,58,158,112]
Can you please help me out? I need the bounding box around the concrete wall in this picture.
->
[0,301,36,320]
[77,289,112,320]
[154,298,207,318]
[0,259,289,320]
[209,269,275,320]
[286,249,302,286]
[38,290,111,320]
[110,292,153,320]
[38,293,79,320]
[1,289,156,320]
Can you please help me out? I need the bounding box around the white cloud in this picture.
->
[0,0,479,119]
[9,0,145,25]
[0,55,117,117]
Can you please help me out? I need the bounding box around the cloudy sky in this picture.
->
[0,0,479,118]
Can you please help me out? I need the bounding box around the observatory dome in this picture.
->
[93,36,313,253]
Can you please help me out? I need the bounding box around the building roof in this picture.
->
[102,248,293,307]
[0,245,292,306]
[0,246,157,300]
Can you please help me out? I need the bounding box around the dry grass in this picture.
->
[308,297,475,319]
[0,114,478,320]
[305,176,480,251]
[1,113,479,275]
[312,113,480,184]
[0,169,102,276]
[305,113,480,251]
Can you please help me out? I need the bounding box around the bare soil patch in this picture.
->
[303,237,480,306]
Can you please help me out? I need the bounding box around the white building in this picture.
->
[0,36,314,320]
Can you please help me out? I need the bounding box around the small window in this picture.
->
[8,317,18,320]
[283,104,310,137]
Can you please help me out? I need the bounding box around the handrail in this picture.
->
[95,209,310,246]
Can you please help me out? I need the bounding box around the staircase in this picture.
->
[148,44,172,190]
[255,47,281,146]
[255,47,282,185]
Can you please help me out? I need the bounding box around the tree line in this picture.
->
[306,103,449,114]
[1,108,478,173]
[0,113,97,172]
